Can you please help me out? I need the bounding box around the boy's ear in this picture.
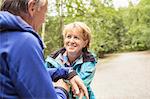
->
[28,0,36,17]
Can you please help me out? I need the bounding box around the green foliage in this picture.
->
[42,16,63,57]
[0,0,2,8]
[43,0,150,58]
[120,0,150,52]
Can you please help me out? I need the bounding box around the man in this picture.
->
[0,0,89,99]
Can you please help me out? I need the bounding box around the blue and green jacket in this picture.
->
[45,48,97,99]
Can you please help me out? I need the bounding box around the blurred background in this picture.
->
[0,0,149,57]
[1,0,150,98]
[37,0,149,58]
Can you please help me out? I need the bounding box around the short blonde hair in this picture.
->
[63,22,91,48]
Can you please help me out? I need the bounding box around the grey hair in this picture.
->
[0,0,43,15]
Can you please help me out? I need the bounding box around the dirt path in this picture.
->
[91,51,150,99]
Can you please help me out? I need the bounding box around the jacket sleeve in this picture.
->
[45,56,66,82]
[10,35,67,99]
[45,56,77,82]
[77,62,96,86]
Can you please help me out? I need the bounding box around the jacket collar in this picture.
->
[51,47,96,63]
[0,11,45,49]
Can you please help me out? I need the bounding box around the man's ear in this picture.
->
[28,0,36,17]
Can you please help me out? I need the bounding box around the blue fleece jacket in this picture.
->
[0,11,69,99]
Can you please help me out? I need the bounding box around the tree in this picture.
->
[42,0,150,58]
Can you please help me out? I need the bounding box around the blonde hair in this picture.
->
[63,22,91,48]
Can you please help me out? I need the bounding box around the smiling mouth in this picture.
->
[68,46,75,49]
[68,45,77,49]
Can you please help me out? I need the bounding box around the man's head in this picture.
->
[1,0,48,31]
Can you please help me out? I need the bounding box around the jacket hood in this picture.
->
[0,11,45,49]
